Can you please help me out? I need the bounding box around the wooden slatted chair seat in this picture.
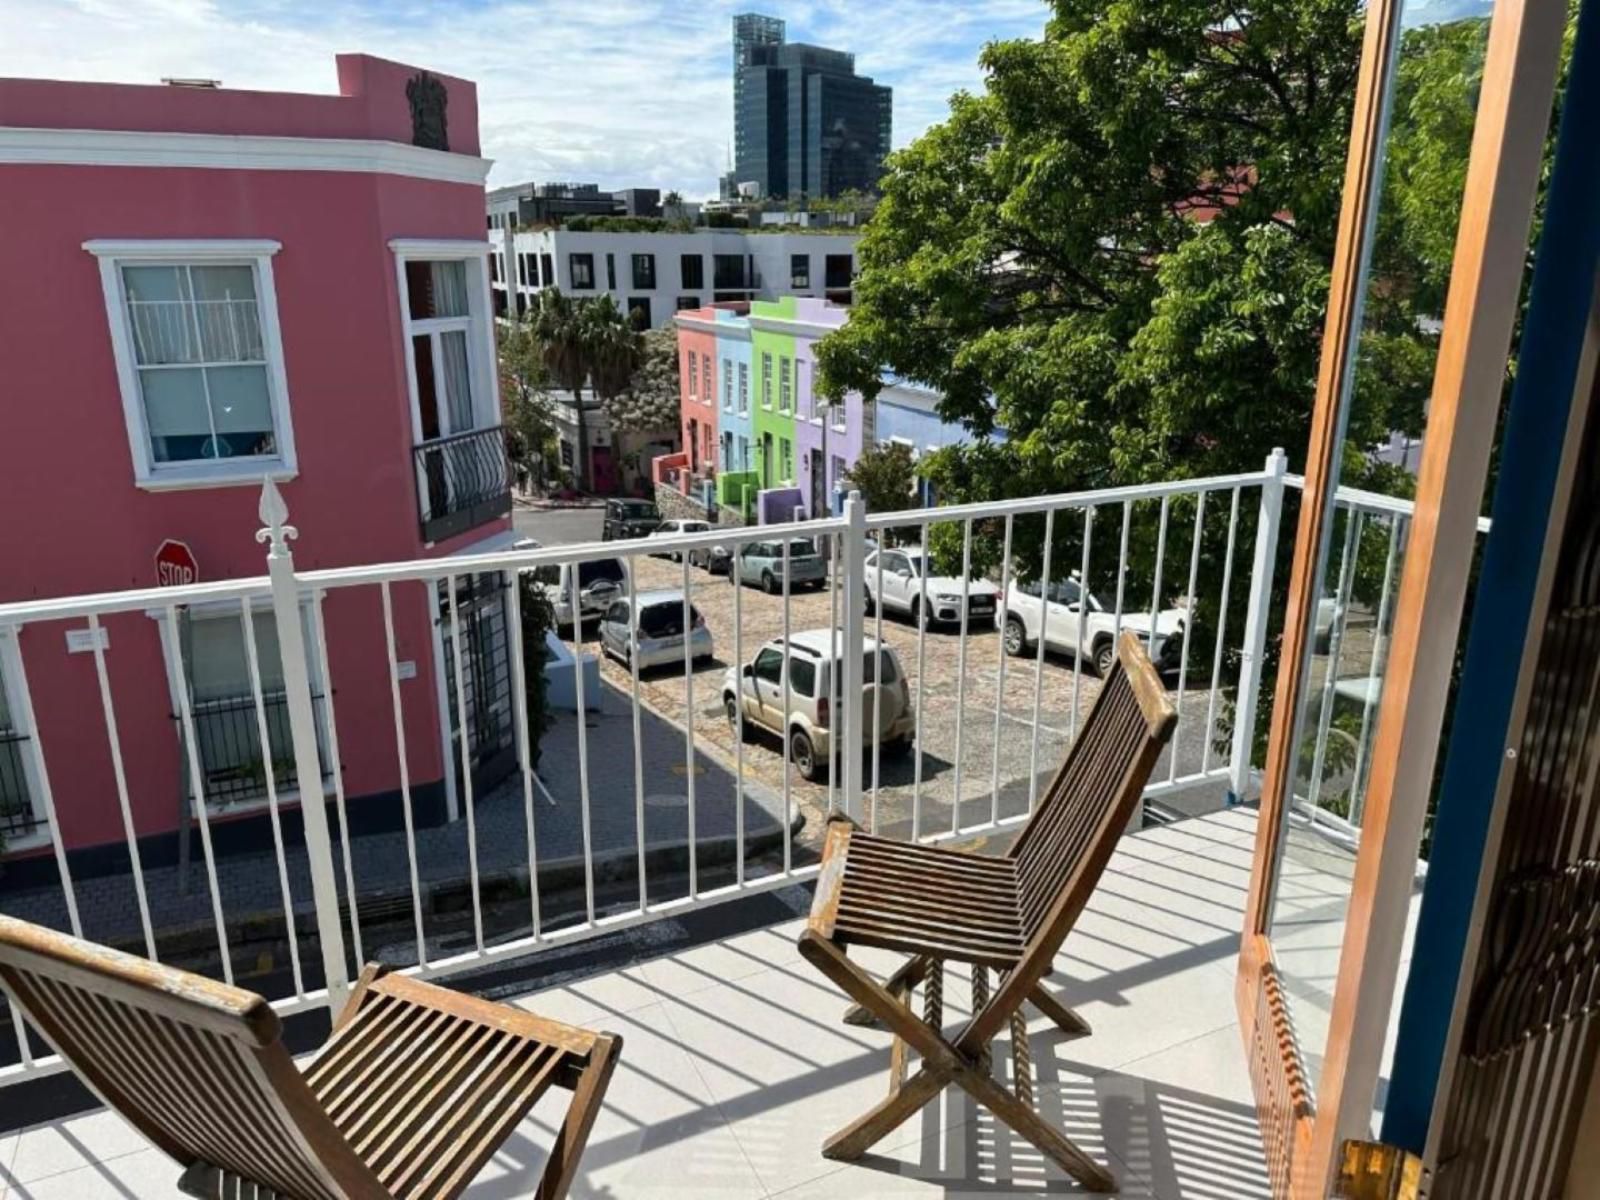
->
[0,920,621,1200]
[799,631,1177,1194]
[826,829,1025,968]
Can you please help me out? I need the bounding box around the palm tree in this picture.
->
[531,290,641,492]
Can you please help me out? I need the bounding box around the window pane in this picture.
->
[189,266,262,362]
[124,265,197,365]
[407,260,469,319]
[439,330,474,431]
[141,367,212,462]
[204,365,276,457]
[187,612,283,701]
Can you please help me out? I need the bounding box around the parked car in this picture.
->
[598,590,713,670]
[647,519,732,572]
[526,552,630,631]
[997,575,1186,675]
[602,498,662,541]
[722,630,914,781]
[863,544,999,629]
[729,538,827,593]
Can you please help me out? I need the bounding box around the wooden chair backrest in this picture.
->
[1008,630,1177,951]
[0,915,382,1200]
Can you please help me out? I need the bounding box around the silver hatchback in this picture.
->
[729,537,828,593]
[599,590,714,671]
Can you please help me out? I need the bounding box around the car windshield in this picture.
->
[638,603,698,637]
[579,559,626,588]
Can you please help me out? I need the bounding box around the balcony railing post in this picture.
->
[840,489,866,822]
[257,480,351,1014]
[1229,448,1289,805]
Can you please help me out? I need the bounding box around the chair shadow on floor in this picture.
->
[834,1024,1272,1199]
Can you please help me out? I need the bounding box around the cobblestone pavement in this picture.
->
[569,552,1247,853]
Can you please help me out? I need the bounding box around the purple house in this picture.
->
[790,298,863,517]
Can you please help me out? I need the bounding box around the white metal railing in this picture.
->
[1278,475,1490,841]
[0,452,1332,1090]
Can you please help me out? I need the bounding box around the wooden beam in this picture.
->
[1302,0,1571,1193]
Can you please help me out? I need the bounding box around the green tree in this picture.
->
[814,1,1572,675]
[843,441,918,514]
[517,574,558,768]
[497,320,557,491]
[603,325,680,434]
[532,290,642,492]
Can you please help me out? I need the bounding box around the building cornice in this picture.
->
[0,126,493,185]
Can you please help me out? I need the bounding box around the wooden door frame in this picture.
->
[1235,0,1571,1194]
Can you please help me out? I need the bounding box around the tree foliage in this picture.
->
[843,441,918,514]
[813,0,1568,681]
[497,320,557,488]
[603,325,681,433]
[531,290,642,491]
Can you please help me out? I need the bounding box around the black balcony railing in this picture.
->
[0,728,42,842]
[176,691,332,810]
[414,425,513,543]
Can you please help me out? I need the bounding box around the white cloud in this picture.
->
[0,0,1047,196]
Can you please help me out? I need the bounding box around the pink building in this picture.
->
[679,317,719,482]
[0,56,513,879]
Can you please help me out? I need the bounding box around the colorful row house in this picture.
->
[663,298,868,519]
[664,298,1001,522]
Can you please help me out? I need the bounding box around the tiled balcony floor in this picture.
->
[1,809,1381,1199]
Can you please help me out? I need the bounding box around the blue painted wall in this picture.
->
[1382,0,1600,1151]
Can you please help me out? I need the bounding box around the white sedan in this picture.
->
[863,545,999,629]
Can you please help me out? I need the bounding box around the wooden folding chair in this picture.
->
[798,630,1177,1192]
[0,917,621,1200]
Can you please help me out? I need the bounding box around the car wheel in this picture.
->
[1093,638,1116,678]
[1003,615,1029,657]
[762,571,779,595]
[884,734,914,759]
[864,587,876,616]
[725,694,750,741]
[791,730,821,781]
[911,598,931,630]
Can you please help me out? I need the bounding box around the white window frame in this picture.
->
[86,239,296,492]
[830,395,849,433]
[0,627,51,854]
[390,239,502,448]
[761,352,774,410]
[778,356,792,413]
[723,358,735,412]
[738,361,750,415]
[689,351,700,402]
[150,598,329,817]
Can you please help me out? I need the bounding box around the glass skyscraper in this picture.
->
[731,12,893,200]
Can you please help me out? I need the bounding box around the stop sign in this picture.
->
[154,539,200,588]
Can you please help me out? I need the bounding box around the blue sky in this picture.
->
[0,0,1052,196]
[1,0,1494,195]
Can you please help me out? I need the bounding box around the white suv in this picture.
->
[863,545,999,629]
[721,630,914,781]
[997,575,1186,676]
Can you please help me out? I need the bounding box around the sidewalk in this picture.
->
[0,680,791,970]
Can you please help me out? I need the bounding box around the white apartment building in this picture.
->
[487,227,860,328]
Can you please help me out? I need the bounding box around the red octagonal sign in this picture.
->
[154,539,200,588]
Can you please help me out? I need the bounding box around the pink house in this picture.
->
[0,56,514,879]
[679,317,719,483]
